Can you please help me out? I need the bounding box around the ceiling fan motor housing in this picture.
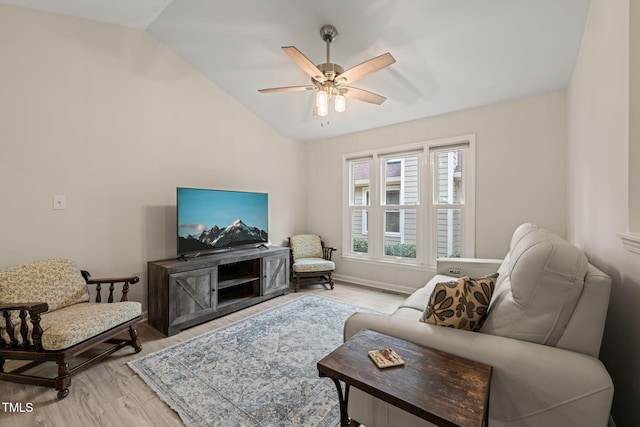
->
[315,63,344,84]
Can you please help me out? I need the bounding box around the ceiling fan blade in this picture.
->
[282,46,326,82]
[338,53,396,85]
[344,86,387,105]
[258,85,315,93]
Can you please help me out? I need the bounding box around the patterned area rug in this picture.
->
[129,294,375,427]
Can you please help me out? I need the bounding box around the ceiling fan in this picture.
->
[258,25,396,117]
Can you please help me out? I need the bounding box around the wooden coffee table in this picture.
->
[317,329,492,427]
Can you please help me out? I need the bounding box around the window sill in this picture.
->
[617,232,640,254]
[341,254,435,272]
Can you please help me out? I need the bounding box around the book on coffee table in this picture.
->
[368,348,405,368]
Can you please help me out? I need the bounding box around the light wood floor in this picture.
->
[1,282,407,427]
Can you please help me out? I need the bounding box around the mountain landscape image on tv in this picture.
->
[177,187,268,256]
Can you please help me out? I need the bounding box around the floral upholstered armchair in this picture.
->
[0,259,142,399]
[288,235,336,292]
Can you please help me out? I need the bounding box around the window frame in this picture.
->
[342,135,476,268]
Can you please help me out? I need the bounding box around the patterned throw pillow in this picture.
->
[421,274,498,331]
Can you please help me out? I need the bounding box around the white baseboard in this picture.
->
[333,273,416,296]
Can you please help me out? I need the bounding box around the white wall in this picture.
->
[630,0,640,233]
[305,92,567,292]
[567,0,640,425]
[0,5,307,310]
[3,2,633,421]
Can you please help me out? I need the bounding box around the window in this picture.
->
[381,155,418,258]
[349,160,371,253]
[433,148,465,258]
[343,135,475,266]
[384,177,401,235]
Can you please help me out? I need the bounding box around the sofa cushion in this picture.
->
[421,275,497,331]
[480,223,588,346]
[0,259,90,312]
[0,301,142,351]
[292,258,335,272]
[290,235,323,260]
[397,274,451,312]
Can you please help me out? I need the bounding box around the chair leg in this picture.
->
[295,276,300,292]
[55,361,71,399]
[329,273,334,290]
[129,326,142,353]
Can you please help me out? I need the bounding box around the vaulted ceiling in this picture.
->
[1,0,591,141]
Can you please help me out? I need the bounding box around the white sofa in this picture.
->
[344,223,614,427]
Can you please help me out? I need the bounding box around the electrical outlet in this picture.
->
[53,195,67,210]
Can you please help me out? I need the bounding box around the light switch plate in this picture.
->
[53,195,67,210]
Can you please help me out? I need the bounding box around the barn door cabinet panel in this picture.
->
[148,246,290,336]
[263,253,290,296]
[168,267,217,336]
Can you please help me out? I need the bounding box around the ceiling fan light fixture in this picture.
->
[335,92,346,112]
[316,89,328,108]
[317,102,329,117]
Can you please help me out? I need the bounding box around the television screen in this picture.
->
[177,187,268,256]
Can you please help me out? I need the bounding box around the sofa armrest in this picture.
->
[0,302,49,312]
[344,313,613,426]
[436,257,503,277]
[1,301,49,350]
[81,270,140,303]
[322,246,337,261]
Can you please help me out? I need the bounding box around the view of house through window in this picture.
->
[382,156,418,258]
[350,160,370,254]
[344,136,474,266]
[434,149,464,258]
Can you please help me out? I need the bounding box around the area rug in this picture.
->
[128,294,377,427]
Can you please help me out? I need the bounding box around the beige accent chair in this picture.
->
[344,223,613,427]
[0,259,142,399]
[288,234,337,292]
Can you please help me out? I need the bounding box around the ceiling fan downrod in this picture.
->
[317,25,343,84]
[320,24,338,64]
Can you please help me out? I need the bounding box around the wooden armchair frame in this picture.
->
[0,271,142,399]
[288,236,337,292]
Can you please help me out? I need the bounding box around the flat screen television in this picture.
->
[177,187,269,257]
